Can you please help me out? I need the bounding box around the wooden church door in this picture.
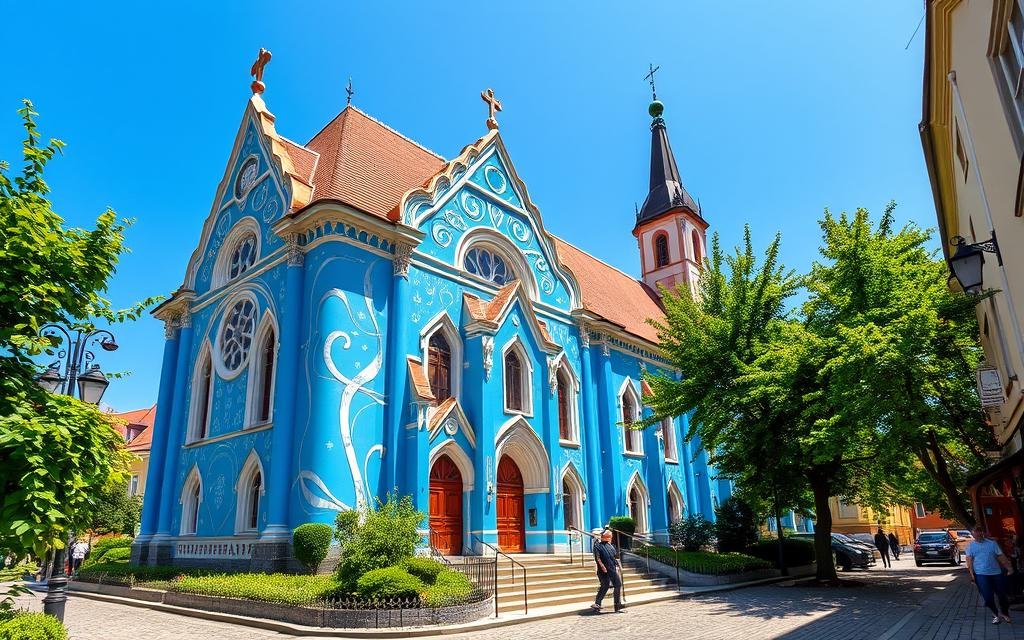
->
[429,455,463,555]
[496,456,525,552]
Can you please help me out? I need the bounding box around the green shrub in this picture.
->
[99,547,131,563]
[607,516,636,535]
[670,514,716,551]
[172,573,339,605]
[0,612,68,640]
[334,510,359,549]
[355,567,423,600]
[714,498,758,553]
[76,562,208,583]
[91,535,132,558]
[401,557,446,584]
[746,538,816,566]
[639,545,771,575]
[335,492,424,592]
[293,523,333,573]
[420,570,473,607]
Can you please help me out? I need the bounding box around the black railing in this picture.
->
[471,534,528,614]
[568,526,599,568]
[609,528,656,578]
[428,530,498,617]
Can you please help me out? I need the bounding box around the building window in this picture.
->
[622,387,642,454]
[627,479,649,534]
[235,452,265,534]
[504,350,524,411]
[691,229,703,266]
[667,483,685,524]
[994,0,1024,145]
[219,297,257,375]
[915,502,926,519]
[654,233,670,268]
[557,368,572,441]
[228,233,258,281]
[189,350,213,442]
[955,123,969,182]
[661,417,678,463]
[464,246,513,286]
[180,470,202,536]
[128,475,139,497]
[428,333,452,402]
[253,327,275,424]
[248,472,262,530]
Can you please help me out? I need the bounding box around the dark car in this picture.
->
[915,531,962,566]
[834,533,879,564]
[792,532,872,571]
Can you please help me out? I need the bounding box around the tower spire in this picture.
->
[635,92,698,228]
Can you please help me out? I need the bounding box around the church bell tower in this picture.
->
[633,84,708,294]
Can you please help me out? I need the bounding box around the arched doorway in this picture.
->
[497,456,525,552]
[429,454,463,555]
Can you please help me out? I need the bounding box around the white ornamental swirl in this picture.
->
[261,198,280,224]
[431,221,454,248]
[484,165,508,194]
[459,192,485,221]
[487,202,505,228]
[509,218,530,243]
[251,182,269,211]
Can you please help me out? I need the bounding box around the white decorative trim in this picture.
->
[559,462,586,530]
[550,352,581,445]
[429,439,475,492]
[667,478,686,523]
[243,310,279,429]
[481,336,494,380]
[212,217,263,290]
[234,449,266,534]
[286,233,304,267]
[419,311,462,400]
[453,229,539,301]
[427,400,477,449]
[618,377,644,455]
[186,341,215,444]
[393,242,413,278]
[661,416,679,463]
[625,471,651,535]
[494,416,550,493]
[179,465,203,536]
[500,336,534,417]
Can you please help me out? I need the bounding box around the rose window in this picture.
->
[220,298,257,373]
[464,247,512,286]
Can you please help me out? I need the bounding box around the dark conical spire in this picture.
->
[635,100,699,227]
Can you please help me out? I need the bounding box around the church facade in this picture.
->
[133,57,730,569]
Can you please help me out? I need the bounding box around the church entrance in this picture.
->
[429,455,463,555]
[497,456,525,552]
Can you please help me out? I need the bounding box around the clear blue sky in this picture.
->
[0,1,933,411]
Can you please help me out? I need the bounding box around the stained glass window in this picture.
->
[229,234,258,280]
[221,298,257,372]
[464,247,512,286]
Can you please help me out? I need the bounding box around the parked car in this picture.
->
[914,531,962,566]
[838,533,881,562]
[792,532,872,571]
[949,529,973,553]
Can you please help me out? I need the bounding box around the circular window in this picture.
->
[228,233,258,280]
[464,246,512,286]
[220,298,257,373]
[234,156,259,200]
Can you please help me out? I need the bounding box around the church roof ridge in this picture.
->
[550,234,644,285]
[309,105,446,162]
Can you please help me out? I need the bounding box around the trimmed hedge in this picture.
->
[100,547,132,563]
[420,570,473,608]
[172,573,340,605]
[401,557,446,584]
[746,538,816,566]
[293,523,333,572]
[639,545,772,575]
[0,612,68,640]
[355,567,424,600]
[607,516,636,535]
[77,562,206,583]
[91,536,132,558]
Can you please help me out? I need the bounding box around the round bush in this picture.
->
[100,547,132,563]
[401,557,446,584]
[355,567,424,600]
[420,570,473,607]
[92,535,132,557]
[0,612,68,640]
[293,523,333,572]
[608,516,636,535]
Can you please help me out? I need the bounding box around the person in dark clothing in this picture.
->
[592,529,624,613]
[874,528,892,568]
[887,532,901,561]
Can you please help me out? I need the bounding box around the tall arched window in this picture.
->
[667,482,685,524]
[504,350,523,411]
[190,351,213,442]
[563,480,578,530]
[691,229,703,266]
[661,417,678,463]
[557,368,571,441]
[181,469,202,535]
[654,233,670,268]
[247,471,261,530]
[626,476,650,534]
[629,485,644,532]
[622,390,642,454]
[255,329,275,423]
[428,333,452,402]
[464,246,513,286]
[235,451,265,534]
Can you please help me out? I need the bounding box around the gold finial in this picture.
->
[250,48,273,95]
[480,88,502,130]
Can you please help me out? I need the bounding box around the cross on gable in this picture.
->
[644,63,660,100]
[481,88,502,130]
[250,48,272,95]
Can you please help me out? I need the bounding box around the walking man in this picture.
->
[874,527,892,568]
[966,525,1014,625]
[887,531,901,561]
[592,529,625,613]
[69,538,89,575]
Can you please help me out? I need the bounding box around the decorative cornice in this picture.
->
[393,242,413,278]
[285,233,304,267]
[272,200,424,258]
[152,288,196,323]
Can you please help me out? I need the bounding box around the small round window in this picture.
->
[220,298,257,374]
[234,156,259,200]
[228,233,257,280]
[464,246,512,286]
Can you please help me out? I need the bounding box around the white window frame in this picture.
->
[501,337,533,417]
[244,310,279,428]
[419,311,463,403]
[661,417,679,463]
[560,463,585,532]
[619,378,643,456]
[128,475,140,497]
[454,230,539,301]
[554,357,581,446]
[625,472,650,535]
[993,0,1024,149]
[914,502,927,519]
[187,342,215,444]
[667,480,686,524]
[179,466,203,536]
[212,217,262,289]
[234,450,266,534]
[214,291,260,381]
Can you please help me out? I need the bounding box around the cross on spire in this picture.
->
[346,77,354,106]
[250,48,272,95]
[480,88,502,130]
[644,63,660,101]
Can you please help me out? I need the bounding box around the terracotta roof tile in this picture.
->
[407,356,436,402]
[640,379,654,399]
[109,405,157,453]
[279,137,318,187]
[306,107,446,220]
[553,237,665,343]
[428,397,458,433]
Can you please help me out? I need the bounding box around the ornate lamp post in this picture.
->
[948,234,1001,295]
[35,324,118,622]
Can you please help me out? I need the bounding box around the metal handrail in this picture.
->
[428,529,499,617]
[568,526,600,567]
[472,534,528,614]
[607,528,656,578]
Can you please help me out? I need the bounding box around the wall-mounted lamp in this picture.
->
[948,234,1001,295]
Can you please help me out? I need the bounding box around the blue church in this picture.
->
[134,55,731,569]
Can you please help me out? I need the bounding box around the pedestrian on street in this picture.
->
[874,528,892,568]
[592,529,625,613]
[70,538,89,575]
[966,525,1014,625]
[887,532,901,561]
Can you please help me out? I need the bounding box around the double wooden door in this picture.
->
[496,456,525,552]
[429,455,463,555]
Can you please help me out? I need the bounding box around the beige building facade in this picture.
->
[829,498,914,546]
[921,0,1024,544]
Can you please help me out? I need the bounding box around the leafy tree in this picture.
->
[335,492,423,593]
[714,497,759,553]
[0,101,154,564]
[84,482,142,538]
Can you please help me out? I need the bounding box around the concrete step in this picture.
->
[496,581,673,613]
[496,578,672,601]
[498,572,662,590]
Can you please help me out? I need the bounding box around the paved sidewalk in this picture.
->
[10,560,1024,639]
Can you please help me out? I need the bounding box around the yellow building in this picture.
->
[829,498,913,546]
[920,0,1024,543]
[110,405,157,499]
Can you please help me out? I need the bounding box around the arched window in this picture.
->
[661,417,678,463]
[180,469,202,535]
[464,246,513,286]
[189,350,213,442]
[247,471,262,530]
[561,466,585,534]
[428,332,452,402]
[504,350,524,411]
[622,389,642,454]
[667,483,685,524]
[255,328,275,423]
[235,451,265,534]
[654,233,670,268]
[228,233,258,281]
[691,229,703,266]
[563,480,578,530]
[557,368,572,441]
[629,486,646,533]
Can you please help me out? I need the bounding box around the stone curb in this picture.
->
[54,574,794,638]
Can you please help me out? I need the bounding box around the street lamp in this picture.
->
[948,234,1001,295]
[34,324,118,622]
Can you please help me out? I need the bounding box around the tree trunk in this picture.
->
[915,432,976,527]
[810,476,838,582]
[774,495,788,576]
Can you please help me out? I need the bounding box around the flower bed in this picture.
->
[638,545,772,575]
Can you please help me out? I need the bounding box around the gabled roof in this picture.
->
[109,404,157,454]
[463,281,560,352]
[407,355,436,402]
[552,237,665,344]
[428,397,477,449]
[304,107,446,220]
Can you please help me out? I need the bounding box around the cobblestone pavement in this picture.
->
[12,558,1024,639]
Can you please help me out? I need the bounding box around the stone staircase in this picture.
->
[493,553,676,614]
